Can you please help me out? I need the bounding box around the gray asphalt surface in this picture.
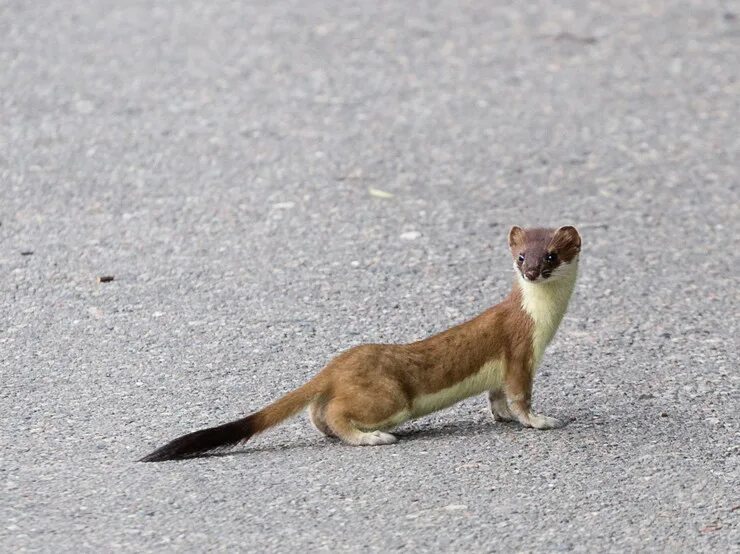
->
[2,1,739,552]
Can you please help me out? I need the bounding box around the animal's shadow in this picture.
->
[184,415,559,460]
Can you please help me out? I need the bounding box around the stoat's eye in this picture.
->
[545,252,557,263]
[518,253,525,263]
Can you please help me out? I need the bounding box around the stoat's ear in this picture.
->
[508,225,525,250]
[553,226,582,254]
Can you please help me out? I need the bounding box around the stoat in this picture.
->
[141,225,581,462]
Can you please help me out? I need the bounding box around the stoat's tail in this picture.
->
[140,378,324,462]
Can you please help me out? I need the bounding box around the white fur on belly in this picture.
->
[360,360,504,431]
[411,358,505,418]
[356,360,504,431]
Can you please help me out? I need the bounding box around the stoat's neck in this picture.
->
[516,260,578,368]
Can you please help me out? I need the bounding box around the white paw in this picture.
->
[528,414,563,430]
[357,431,398,446]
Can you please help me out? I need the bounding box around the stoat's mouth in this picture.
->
[520,268,575,284]
[513,259,577,285]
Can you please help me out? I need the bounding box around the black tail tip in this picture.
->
[138,438,197,462]
[139,420,251,462]
[138,446,182,463]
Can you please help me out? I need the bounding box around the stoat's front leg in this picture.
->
[488,389,515,422]
[504,360,563,430]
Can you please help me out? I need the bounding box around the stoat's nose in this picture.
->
[524,269,539,281]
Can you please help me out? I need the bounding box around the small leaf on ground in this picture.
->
[368,187,394,199]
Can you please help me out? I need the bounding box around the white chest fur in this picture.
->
[517,261,578,369]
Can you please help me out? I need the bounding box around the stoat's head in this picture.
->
[508,225,581,284]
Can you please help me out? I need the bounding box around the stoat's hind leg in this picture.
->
[488,389,515,422]
[308,402,336,437]
[323,400,399,446]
